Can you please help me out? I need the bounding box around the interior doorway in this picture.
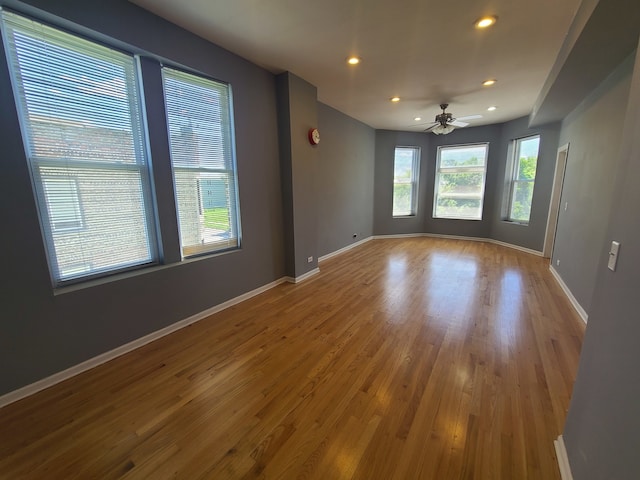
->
[543,144,569,258]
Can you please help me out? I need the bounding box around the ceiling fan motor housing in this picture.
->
[436,112,453,125]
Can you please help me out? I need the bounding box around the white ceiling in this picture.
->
[130,0,582,131]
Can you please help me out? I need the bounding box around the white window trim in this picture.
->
[162,66,241,259]
[392,146,420,217]
[1,9,159,285]
[1,9,245,289]
[506,135,540,224]
[433,143,489,221]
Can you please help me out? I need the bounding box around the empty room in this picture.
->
[1,0,639,478]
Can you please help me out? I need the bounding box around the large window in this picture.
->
[392,146,420,216]
[162,67,240,257]
[506,135,540,223]
[2,10,157,284]
[433,143,488,220]
[2,10,243,285]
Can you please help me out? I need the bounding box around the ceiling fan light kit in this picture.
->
[413,104,483,135]
[425,103,460,135]
[432,124,456,135]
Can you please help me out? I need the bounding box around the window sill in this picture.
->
[53,247,241,296]
[433,216,482,221]
[502,220,530,226]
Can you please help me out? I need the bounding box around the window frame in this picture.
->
[1,8,160,286]
[41,175,86,233]
[506,135,540,224]
[433,143,489,221]
[161,65,241,259]
[392,146,421,217]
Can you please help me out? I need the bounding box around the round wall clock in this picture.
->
[308,128,320,145]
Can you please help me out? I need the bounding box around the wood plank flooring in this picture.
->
[0,238,585,479]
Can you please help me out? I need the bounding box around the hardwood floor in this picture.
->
[0,238,585,479]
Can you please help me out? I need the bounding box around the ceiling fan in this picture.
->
[420,104,482,135]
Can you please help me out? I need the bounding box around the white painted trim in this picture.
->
[554,435,574,480]
[489,239,544,257]
[421,233,487,243]
[0,277,288,409]
[549,266,588,323]
[318,236,372,262]
[373,232,544,256]
[285,267,320,284]
[371,233,425,239]
[544,143,570,258]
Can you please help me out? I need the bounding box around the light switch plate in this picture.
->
[608,241,620,271]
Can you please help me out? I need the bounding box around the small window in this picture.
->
[42,176,84,232]
[2,10,158,284]
[162,67,241,257]
[433,143,489,220]
[392,146,420,216]
[506,135,540,223]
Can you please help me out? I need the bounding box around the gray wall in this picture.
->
[563,41,640,480]
[373,121,560,251]
[276,72,319,278]
[275,74,295,278]
[373,130,429,235]
[489,117,561,251]
[552,54,634,312]
[425,124,502,239]
[0,0,285,395]
[287,74,319,276]
[317,103,375,257]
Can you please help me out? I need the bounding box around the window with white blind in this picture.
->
[392,146,420,216]
[1,10,158,285]
[433,143,489,220]
[162,67,240,257]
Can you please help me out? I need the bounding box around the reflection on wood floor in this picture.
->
[0,237,585,479]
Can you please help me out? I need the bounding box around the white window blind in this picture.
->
[2,10,157,284]
[162,67,240,257]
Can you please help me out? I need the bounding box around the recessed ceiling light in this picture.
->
[475,16,497,28]
[414,117,422,121]
[347,56,361,65]
[487,106,497,111]
[482,79,497,86]
[390,97,400,102]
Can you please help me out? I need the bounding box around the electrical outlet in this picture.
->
[556,259,560,266]
[307,256,313,263]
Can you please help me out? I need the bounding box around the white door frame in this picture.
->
[543,143,569,258]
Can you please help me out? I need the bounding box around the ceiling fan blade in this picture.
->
[412,121,438,127]
[455,114,483,121]
[419,122,438,131]
[449,120,469,127]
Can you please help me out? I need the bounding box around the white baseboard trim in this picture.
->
[285,267,320,284]
[489,238,544,257]
[318,236,372,262]
[0,277,289,409]
[371,233,425,239]
[549,266,588,324]
[373,232,544,257]
[554,435,574,480]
